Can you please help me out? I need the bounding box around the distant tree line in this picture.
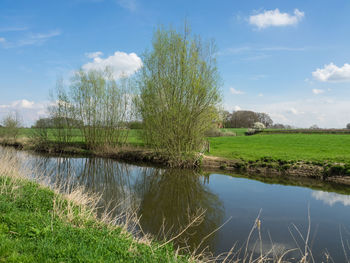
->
[222,110,273,128]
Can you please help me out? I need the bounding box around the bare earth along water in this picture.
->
[6,147,350,262]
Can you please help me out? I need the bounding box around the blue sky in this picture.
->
[1,0,350,127]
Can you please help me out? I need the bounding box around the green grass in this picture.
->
[0,127,144,146]
[0,176,189,262]
[208,133,350,164]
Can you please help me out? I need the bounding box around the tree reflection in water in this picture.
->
[133,168,224,253]
[23,154,224,254]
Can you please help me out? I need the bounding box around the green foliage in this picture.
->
[0,176,189,262]
[136,25,221,165]
[51,68,135,149]
[0,113,21,140]
[127,121,143,129]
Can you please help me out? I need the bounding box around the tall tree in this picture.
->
[136,25,221,166]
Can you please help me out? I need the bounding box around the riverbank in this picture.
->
[1,135,350,186]
[1,144,350,262]
[0,152,191,262]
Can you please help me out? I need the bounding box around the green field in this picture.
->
[208,133,350,164]
[0,128,144,146]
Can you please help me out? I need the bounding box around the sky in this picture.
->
[0,0,350,128]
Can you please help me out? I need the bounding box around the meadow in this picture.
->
[208,133,350,164]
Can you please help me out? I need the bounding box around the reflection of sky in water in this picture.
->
[312,191,350,206]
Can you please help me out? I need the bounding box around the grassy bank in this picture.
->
[0,153,190,262]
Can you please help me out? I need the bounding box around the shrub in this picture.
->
[253,122,266,131]
[1,113,21,140]
[204,127,223,137]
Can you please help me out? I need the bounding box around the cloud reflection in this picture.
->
[312,191,350,206]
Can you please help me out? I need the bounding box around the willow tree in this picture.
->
[137,26,221,166]
[50,68,134,148]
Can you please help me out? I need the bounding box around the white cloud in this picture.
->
[249,9,304,29]
[251,74,267,80]
[117,0,137,11]
[82,51,142,79]
[252,98,350,128]
[0,37,5,43]
[258,93,263,97]
[312,191,350,207]
[0,100,49,126]
[288,107,300,115]
[230,87,245,95]
[312,89,324,95]
[234,105,242,111]
[13,30,61,47]
[85,51,103,59]
[312,63,350,82]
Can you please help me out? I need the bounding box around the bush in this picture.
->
[1,113,21,140]
[245,128,258,136]
[205,128,236,137]
[204,127,223,137]
[253,122,265,131]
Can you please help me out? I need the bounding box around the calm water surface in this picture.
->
[6,148,350,262]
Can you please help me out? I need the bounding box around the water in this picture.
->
[4,147,350,262]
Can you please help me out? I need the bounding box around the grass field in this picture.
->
[208,133,350,164]
[0,128,144,146]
